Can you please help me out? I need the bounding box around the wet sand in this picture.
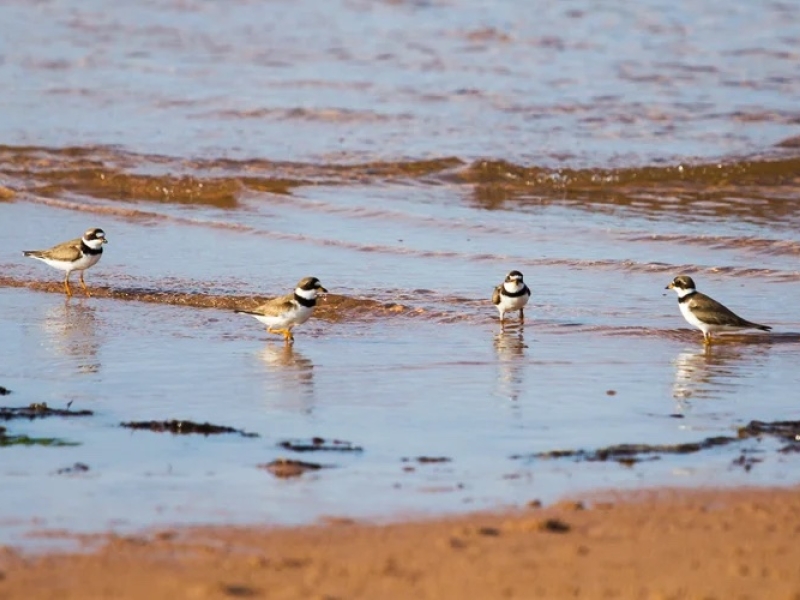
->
[2,486,800,599]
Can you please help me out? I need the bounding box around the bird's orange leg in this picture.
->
[79,271,91,297]
[268,327,294,343]
[63,273,73,297]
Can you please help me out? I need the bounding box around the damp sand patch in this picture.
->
[258,459,328,478]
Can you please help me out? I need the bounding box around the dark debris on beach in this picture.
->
[0,403,93,421]
[120,419,259,437]
[55,462,91,475]
[0,404,89,447]
[0,426,79,448]
[516,419,800,467]
[527,436,736,465]
[402,456,452,464]
[738,420,800,453]
[278,437,363,452]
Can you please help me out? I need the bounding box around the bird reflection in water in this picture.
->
[41,299,101,374]
[260,344,315,413]
[671,342,767,409]
[493,325,528,402]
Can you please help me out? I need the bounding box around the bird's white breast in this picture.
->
[498,292,529,312]
[40,252,102,273]
[678,301,709,333]
[250,304,313,328]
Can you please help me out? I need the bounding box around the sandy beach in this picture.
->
[2,486,799,599]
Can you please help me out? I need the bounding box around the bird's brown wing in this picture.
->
[688,293,761,328]
[491,285,503,306]
[251,293,296,317]
[27,238,83,261]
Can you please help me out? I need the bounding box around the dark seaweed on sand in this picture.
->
[515,419,800,465]
[120,419,258,438]
[0,403,93,421]
[278,437,363,452]
[0,426,78,448]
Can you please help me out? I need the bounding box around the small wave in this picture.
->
[5,144,800,226]
[0,144,463,207]
[16,194,800,284]
[449,155,800,225]
[625,233,800,258]
[0,275,412,323]
[212,107,412,124]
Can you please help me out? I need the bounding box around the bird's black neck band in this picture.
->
[81,241,103,256]
[503,285,529,298]
[678,291,697,304]
[294,293,316,308]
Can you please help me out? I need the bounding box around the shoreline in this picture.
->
[2,485,799,599]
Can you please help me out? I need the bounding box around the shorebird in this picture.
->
[492,270,531,324]
[23,227,108,297]
[666,275,771,344]
[236,277,327,343]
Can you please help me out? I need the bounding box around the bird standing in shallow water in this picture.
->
[666,275,771,344]
[23,227,108,297]
[492,270,531,325]
[236,277,327,343]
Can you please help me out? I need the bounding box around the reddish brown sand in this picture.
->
[2,487,800,599]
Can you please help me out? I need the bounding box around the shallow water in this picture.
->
[2,282,799,544]
[3,0,800,163]
[2,0,800,547]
